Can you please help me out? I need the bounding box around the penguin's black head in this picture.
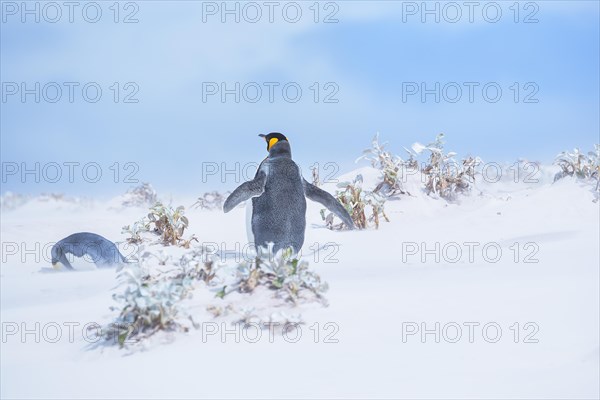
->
[258,132,288,152]
[50,244,64,269]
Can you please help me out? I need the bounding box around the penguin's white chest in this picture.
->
[245,200,254,246]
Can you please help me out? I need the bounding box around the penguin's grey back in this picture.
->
[52,232,126,269]
[251,144,306,253]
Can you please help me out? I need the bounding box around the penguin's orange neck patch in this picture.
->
[268,138,279,150]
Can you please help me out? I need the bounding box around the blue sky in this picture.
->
[1,1,598,196]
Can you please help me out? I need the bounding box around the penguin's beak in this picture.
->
[52,262,60,270]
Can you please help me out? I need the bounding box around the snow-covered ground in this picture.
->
[1,166,598,399]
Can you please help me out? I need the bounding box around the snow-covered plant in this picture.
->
[357,133,413,197]
[121,220,149,244]
[179,248,220,285]
[146,202,189,245]
[222,248,329,305]
[206,304,303,328]
[1,192,93,211]
[322,174,389,230]
[121,183,158,208]
[310,165,320,187]
[0,192,30,211]
[105,261,194,346]
[178,235,199,249]
[38,193,67,202]
[140,248,172,266]
[36,192,89,205]
[104,248,220,346]
[413,134,478,200]
[121,202,193,247]
[554,145,599,183]
[192,191,231,210]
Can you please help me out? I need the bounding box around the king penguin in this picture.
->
[223,132,355,254]
[51,232,127,271]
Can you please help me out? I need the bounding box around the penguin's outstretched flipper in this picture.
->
[223,171,267,213]
[303,179,355,229]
